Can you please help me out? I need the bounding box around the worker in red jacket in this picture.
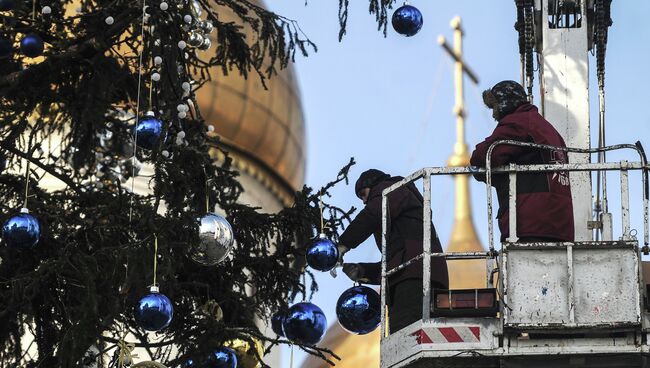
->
[338,169,449,332]
[470,80,574,242]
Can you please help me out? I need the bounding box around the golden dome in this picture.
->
[196,1,306,200]
[301,323,380,368]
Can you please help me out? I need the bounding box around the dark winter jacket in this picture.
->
[338,176,449,288]
[470,103,575,242]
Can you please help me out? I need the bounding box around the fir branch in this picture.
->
[0,10,139,91]
[3,145,83,195]
[0,1,369,367]
[338,0,397,39]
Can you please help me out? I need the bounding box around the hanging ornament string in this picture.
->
[205,184,209,213]
[31,0,35,20]
[318,192,325,234]
[301,272,307,303]
[148,57,154,110]
[129,0,149,224]
[203,167,210,213]
[23,158,31,209]
[152,233,159,287]
[148,79,153,111]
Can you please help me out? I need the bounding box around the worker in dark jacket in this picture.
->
[470,80,574,242]
[338,169,449,332]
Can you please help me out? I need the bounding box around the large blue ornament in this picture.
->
[305,234,338,272]
[0,0,16,11]
[336,285,381,335]
[271,310,286,337]
[2,209,40,248]
[134,286,174,331]
[0,37,12,59]
[134,112,164,150]
[206,347,238,368]
[282,302,327,345]
[20,33,44,58]
[392,4,423,37]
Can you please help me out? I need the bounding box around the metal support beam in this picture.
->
[422,173,432,321]
[540,0,592,241]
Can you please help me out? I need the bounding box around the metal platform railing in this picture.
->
[485,141,649,249]
[379,142,650,337]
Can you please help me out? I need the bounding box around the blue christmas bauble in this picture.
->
[305,234,338,272]
[134,288,174,331]
[336,285,381,335]
[0,0,16,11]
[0,37,13,59]
[282,302,327,345]
[271,310,285,337]
[392,4,423,37]
[183,358,195,368]
[134,113,164,150]
[20,33,44,58]
[206,347,238,368]
[2,210,40,248]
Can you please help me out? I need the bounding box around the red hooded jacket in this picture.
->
[470,103,575,242]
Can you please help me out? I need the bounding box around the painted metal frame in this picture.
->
[379,141,650,367]
[484,141,649,248]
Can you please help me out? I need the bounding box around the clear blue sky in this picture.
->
[267,1,650,365]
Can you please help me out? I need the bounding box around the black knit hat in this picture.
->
[483,80,528,120]
[355,169,390,198]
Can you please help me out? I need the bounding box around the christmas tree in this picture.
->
[0,0,398,367]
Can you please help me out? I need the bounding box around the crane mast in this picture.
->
[536,0,592,241]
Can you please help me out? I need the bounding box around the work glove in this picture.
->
[342,263,368,283]
[330,244,350,278]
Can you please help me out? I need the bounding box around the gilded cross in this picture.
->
[438,16,486,289]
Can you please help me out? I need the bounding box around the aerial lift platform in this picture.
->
[379,142,649,368]
[378,1,650,367]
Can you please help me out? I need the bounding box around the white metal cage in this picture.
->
[379,142,650,368]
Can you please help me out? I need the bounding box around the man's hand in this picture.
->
[342,263,368,283]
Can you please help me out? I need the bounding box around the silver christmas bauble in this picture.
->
[200,21,214,34]
[190,0,202,17]
[187,31,204,48]
[199,37,212,51]
[190,213,235,266]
